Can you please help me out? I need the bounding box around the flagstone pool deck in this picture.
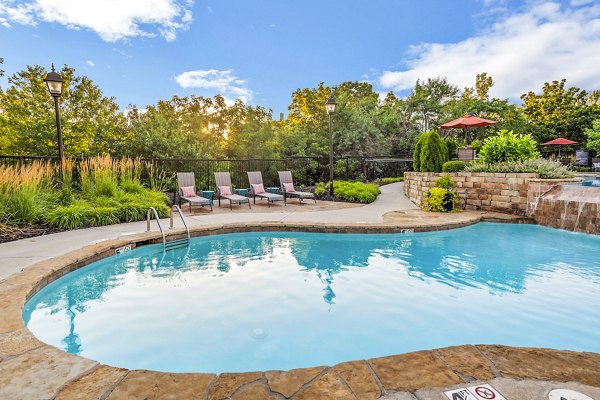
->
[1,182,599,399]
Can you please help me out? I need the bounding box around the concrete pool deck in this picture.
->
[1,182,599,399]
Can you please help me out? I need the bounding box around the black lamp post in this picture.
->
[44,64,65,177]
[325,97,336,197]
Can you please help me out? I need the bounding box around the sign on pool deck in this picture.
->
[444,384,507,400]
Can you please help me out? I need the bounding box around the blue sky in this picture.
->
[1,0,599,116]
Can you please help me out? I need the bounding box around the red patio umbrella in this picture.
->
[440,113,497,143]
[541,137,578,157]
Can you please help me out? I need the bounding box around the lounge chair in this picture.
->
[176,172,213,212]
[247,171,284,207]
[592,158,600,172]
[278,171,316,204]
[214,172,251,209]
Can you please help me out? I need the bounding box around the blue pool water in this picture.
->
[24,223,600,373]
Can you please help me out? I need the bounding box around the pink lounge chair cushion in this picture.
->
[218,186,232,195]
[252,183,265,194]
[283,182,295,192]
[181,186,196,197]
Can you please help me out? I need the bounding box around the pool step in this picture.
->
[165,238,190,250]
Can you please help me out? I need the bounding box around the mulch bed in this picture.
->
[0,224,63,244]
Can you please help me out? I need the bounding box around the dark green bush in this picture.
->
[442,161,467,172]
[444,137,458,160]
[412,132,427,171]
[419,130,448,172]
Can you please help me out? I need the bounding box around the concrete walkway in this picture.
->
[0,182,418,281]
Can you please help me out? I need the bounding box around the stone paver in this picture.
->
[207,372,263,400]
[369,351,463,392]
[432,345,496,381]
[294,370,356,400]
[265,366,326,398]
[478,345,600,387]
[106,370,215,400]
[0,346,98,399]
[333,360,382,400]
[0,328,43,357]
[55,365,127,400]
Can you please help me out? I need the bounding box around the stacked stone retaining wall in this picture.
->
[405,172,537,214]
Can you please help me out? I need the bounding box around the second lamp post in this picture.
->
[325,97,336,197]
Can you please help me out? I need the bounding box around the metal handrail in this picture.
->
[146,207,166,248]
[169,205,190,241]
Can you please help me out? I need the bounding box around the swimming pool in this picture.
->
[23,223,600,373]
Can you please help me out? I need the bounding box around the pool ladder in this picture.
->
[146,205,190,251]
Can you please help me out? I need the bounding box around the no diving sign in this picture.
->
[444,384,507,400]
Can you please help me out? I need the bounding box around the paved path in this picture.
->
[0,182,417,281]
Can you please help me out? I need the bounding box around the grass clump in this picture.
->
[1,156,170,232]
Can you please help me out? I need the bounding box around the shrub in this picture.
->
[423,187,457,212]
[434,174,455,190]
[465,158,574,179]
[423,174,457,212]
[419,130,448,172]
[479,130,540,163]
[442,161,467,172]
[314,182,327,196]
[333,181,380,203]
[413,132,427,171]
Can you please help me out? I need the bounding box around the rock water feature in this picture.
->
[533,182,600,235]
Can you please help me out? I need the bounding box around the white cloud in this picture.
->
[175,69,254,103]
[0,0,193,42]
[379,2,600,99]
[86,60,95,67]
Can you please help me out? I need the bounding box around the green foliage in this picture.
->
[521,79,600,145]
[423,174,457,212]
[0,65,126,156]
[479,130,540,163]
[470,139,483,152]
[412,132,427,171]
[465,158,574,179]
[434,174,455,190]
[333,181,381,203]
[423,187,457,212]
[380,177,404,183]
[585,119,600,154]
[444,137,458,160]
[314,182,327,197]
[442,161,467,172]
[419,130,448,172]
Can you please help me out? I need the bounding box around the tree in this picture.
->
[584,119,600,155]
[0,65,126,156]
[419,130,448,172]
[521,79,600,145]
[407,77,458,132]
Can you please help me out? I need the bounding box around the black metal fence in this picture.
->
[0,155,412,190]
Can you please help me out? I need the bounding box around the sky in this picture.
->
[1,0,599,116]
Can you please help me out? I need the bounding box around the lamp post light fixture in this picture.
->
[44,64,65,177]
[325,97,336,197]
